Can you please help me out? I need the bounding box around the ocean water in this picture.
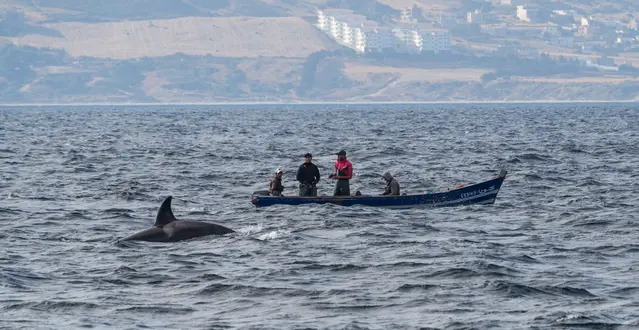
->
[1,103,638,329]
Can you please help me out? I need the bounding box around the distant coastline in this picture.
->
[1,100,638,107]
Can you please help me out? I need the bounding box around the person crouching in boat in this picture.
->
[269,168,284,196]
[296,153,320,196]
[381,172,400,196]
[329,150,352,196]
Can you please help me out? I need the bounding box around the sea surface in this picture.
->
[1,103,638,329]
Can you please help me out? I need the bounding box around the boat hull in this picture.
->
[251,170,508,209]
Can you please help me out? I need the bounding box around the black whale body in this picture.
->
[122,196,234,242]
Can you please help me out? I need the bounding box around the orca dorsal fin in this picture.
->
[154,196,177,227]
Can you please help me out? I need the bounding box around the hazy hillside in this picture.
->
[7,17,337,59]
[1,0,638,103]
[12,0,326,20]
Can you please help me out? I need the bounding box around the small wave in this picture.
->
[554,314,623,329]
[104,208,136,214]
[198,273,227,280]
[524,173,544,181]
[197,173,220,180]
[488,280,552,297]
[295,263,368,272]
[116,191,154,201]
[196,283,296,296]
[316,289,356,296]
[511,153,557,163]
[100,278,134,285]
[547,285,596,297]
[315,302,397,311]
[507,254,541,264]
[1,267,50,286]
[562,143,590,154]
[182,251,225,258]
[476,262,520,275]
[115,306,195,315]
[571,220,614,227]
[608,286,639,297]
[104,213,135,220]
[113,266,137,274]
[420,268,480,279]
[62,155,88,165]
[0,207,22,215]
[24,196,57,201]
[395,283,437,292]
[2,301,99,312]
[578,179,603,187]
[67,211,91,220]
[73,165,96,173]
[386,261,431,267]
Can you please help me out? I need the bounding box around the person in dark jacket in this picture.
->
[269,168,284,196]
[381,172,400,196]
[296,153,320,196]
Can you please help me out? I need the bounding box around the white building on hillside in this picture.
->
[317,9,368,49]
[315,8,451,54]
[328,16,342,39]
[348,21,381,53]
[317,8,354,31]
[391,26,423,54]
[340,18,368,47]
[399,7,417,22]
[516,5,529,22]
[363,27,393,53]
[420,29,451,53]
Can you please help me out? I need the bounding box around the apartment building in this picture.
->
[362,27,394,53]
[420,29,452,53]
[317,8,354,31]
[392,27,422,54]
[316,8,451,55]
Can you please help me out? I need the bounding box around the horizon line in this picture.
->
[1,100,638,107]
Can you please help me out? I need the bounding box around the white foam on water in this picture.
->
[255,229,291,241]
[236,223,265,235]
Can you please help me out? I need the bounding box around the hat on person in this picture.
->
[304,153,312,158]
[336,150,346,156]
[275,168,282,174]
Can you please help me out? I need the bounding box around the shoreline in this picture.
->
[1,100,638,107]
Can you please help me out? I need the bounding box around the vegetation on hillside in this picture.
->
[1,0,638,102]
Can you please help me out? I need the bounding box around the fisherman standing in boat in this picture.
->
[296,153,321,196]
[329,150,353,196]
[381,172,400,196]
[269,168,284,196]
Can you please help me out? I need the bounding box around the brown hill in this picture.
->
[6,16,337,59]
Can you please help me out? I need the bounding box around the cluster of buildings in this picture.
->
[315,2,638,64]
[316,9,451,55]
[481,3,638,51]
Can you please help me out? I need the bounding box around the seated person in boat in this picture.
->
[381,172,400,196]
[269,168,284,196]
[329,150,352,196]
[296,153,320,196]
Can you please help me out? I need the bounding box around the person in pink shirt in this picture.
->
[329,150,353,196]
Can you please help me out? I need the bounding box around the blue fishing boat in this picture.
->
[251,169,508,209]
